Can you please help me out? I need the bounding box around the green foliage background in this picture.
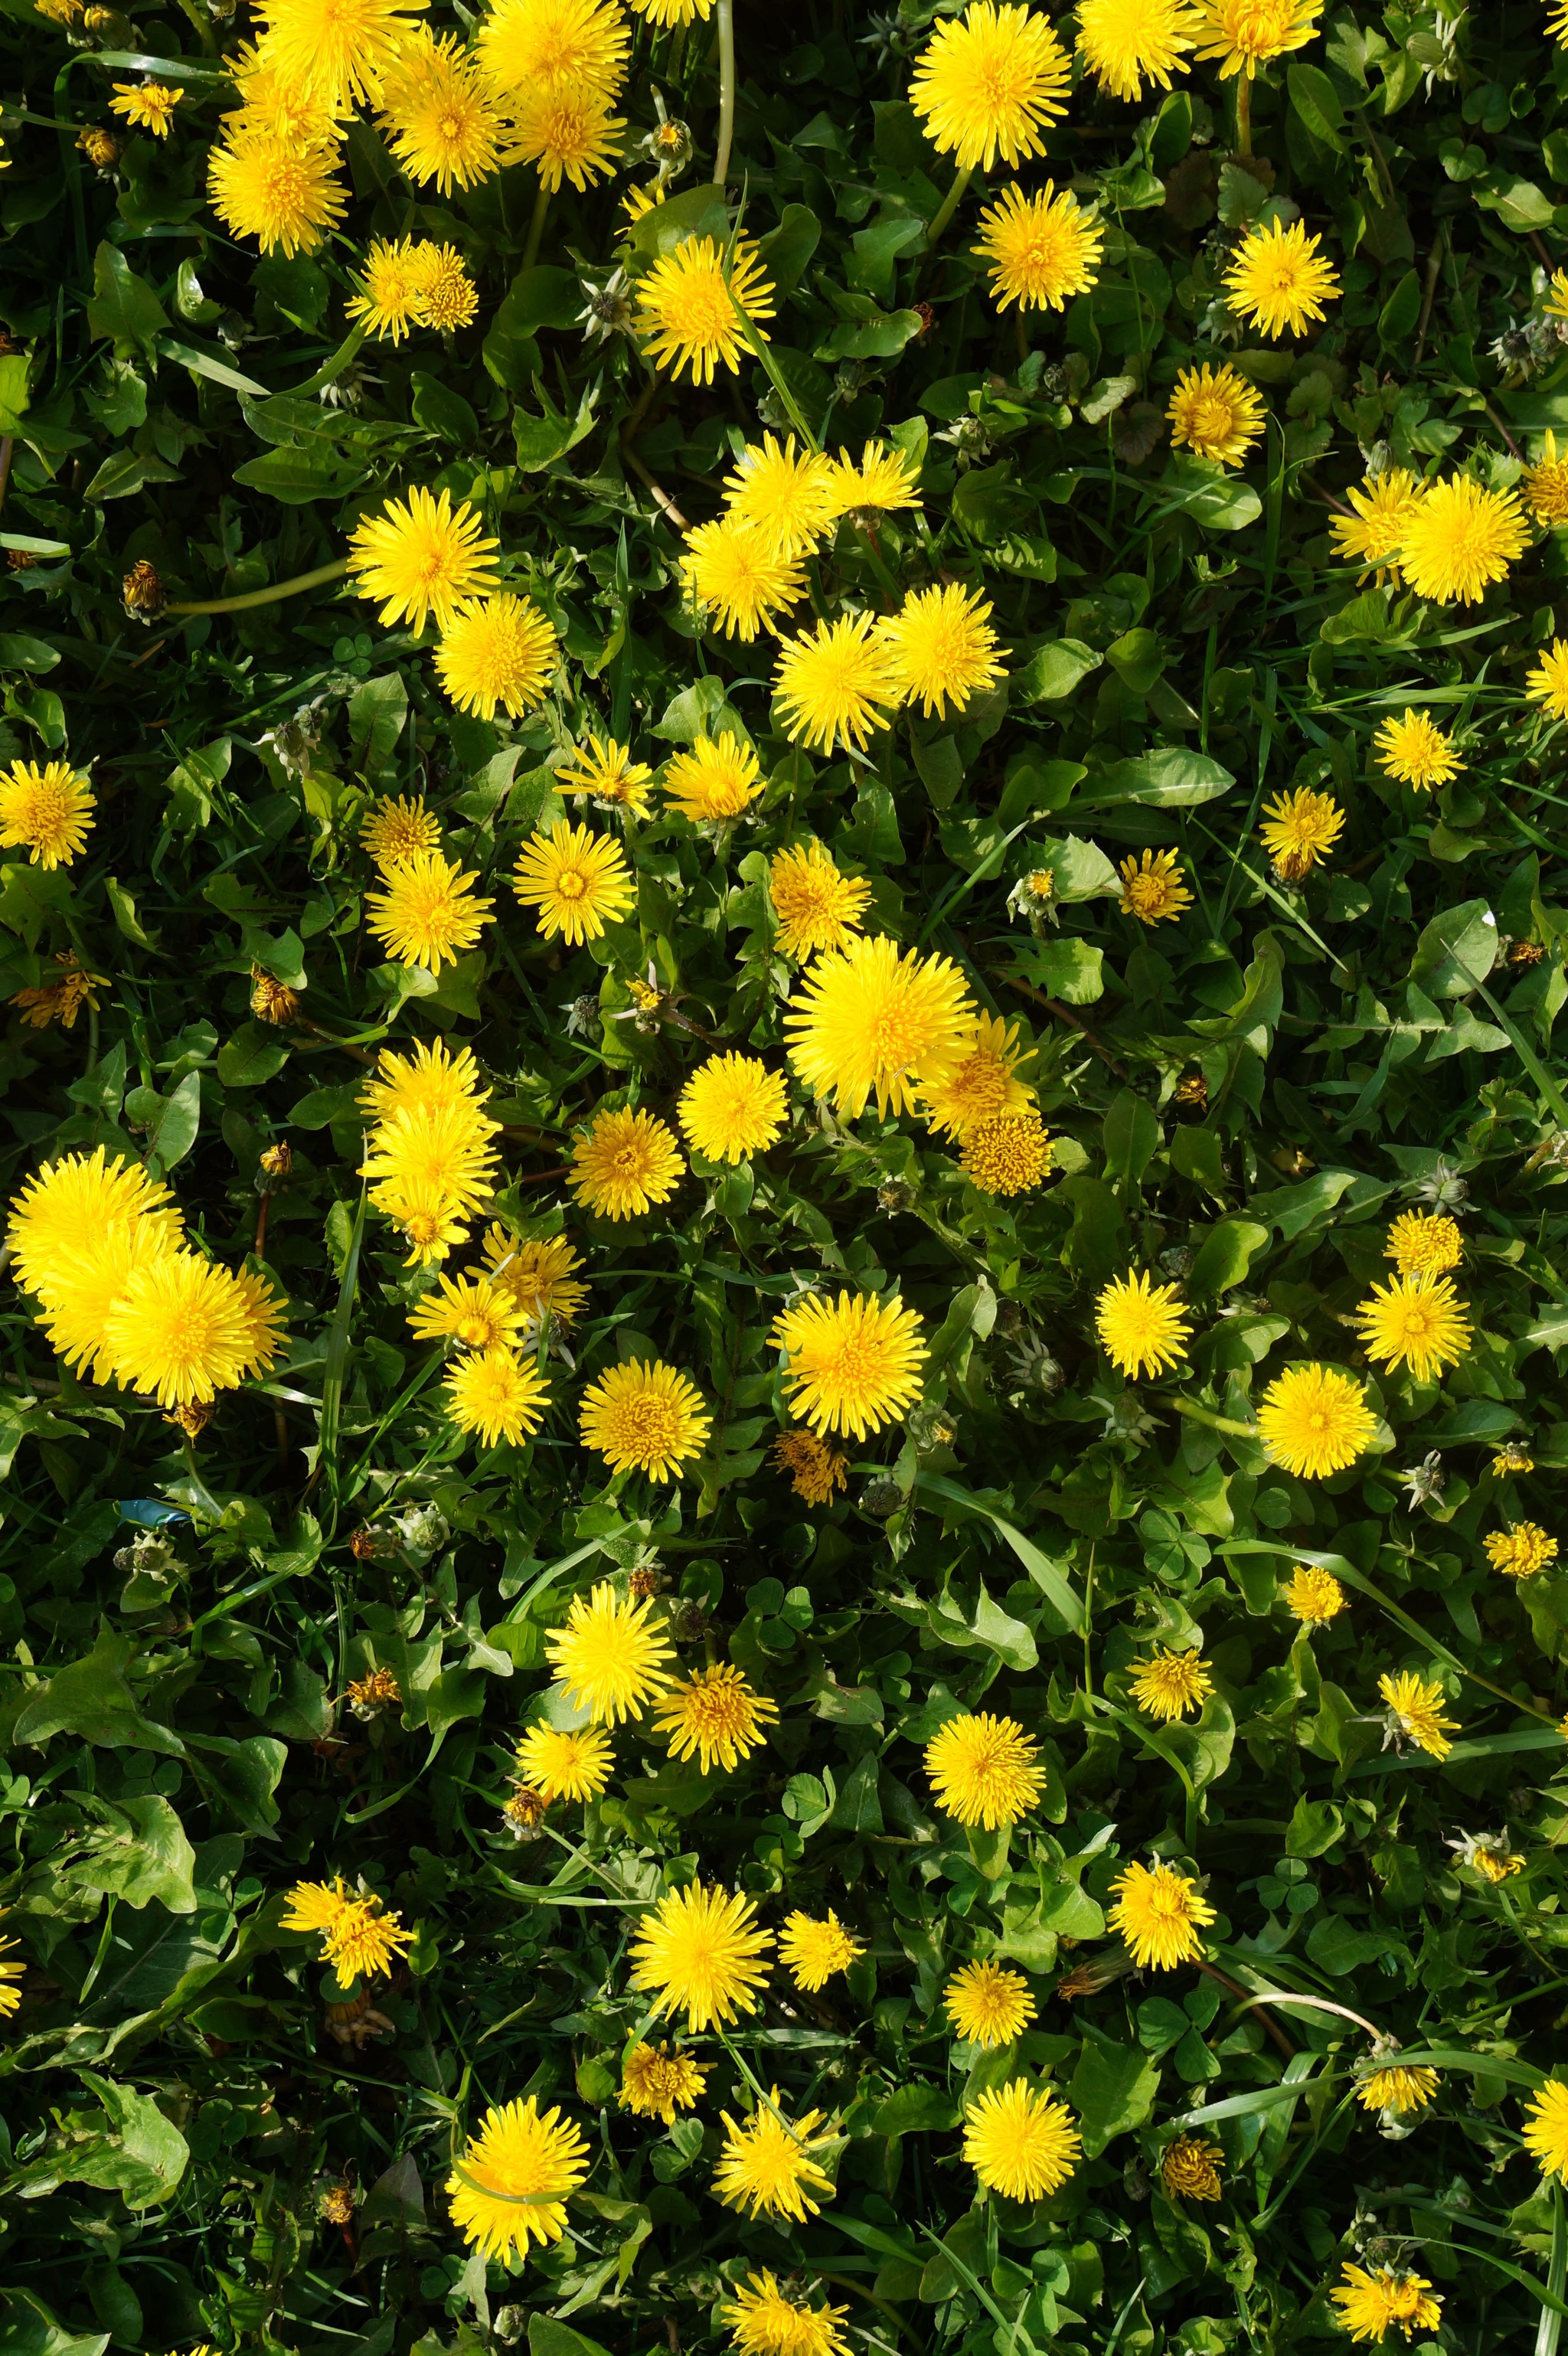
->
[6,2,1568,2351]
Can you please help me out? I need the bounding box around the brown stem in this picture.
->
[1194,1960,1295,2059]
[254,1193,270,1258]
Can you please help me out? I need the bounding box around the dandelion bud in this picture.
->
[121,557,165,619]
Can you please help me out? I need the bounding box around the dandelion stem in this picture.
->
[713,0,736,190]
[166,558,350,616]
[924,162,974,250]
[1235,75,1252,158]
[523,181,551,270]
[1168,1395,1257,1439]
[289,322,368,399]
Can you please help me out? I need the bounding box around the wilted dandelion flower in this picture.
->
[1223,217,1340,338]
[1396,475,1527,605]
[578,1358,711,1480]
[774,612,900,755]
[513,821,634,946]
[207,132,349,254]
[630,1884,773,2031]
[909,1,1071,172]
[1131,1649,1213,1720]
[1189,0,1321,77]
[634,236,775,385]
[436,593,558,718]
[377,30,501,191]
[784,933,975,1119]
[1096,1269,1192,1379]
[662,732,764,822]
[362,794,440,871]
[1328,2264,1442,2345]
[723,434,839,558]
[1161,2135,1223,2200]
[772,1429,850,1505]
[569,1106,684,1220]
[557,734,655,817]
[972,181,1105,312]
[1387,1211,1462,1275]
[365,852,494,972]
[443,1347,549,1446]
[0,760,95,868]
[652,1664,779,1773]
[772,1289,929,1440]
[514,1722,614,1803]
[1257,1364,1376,1479]
[1491,1441,1534,1478]
[925,1711,1045,1828]
[1259,786,1344,879]
[1373,708,1462,790]
[505,83,624,189]
[679,515,808,641]
[779,1910,864,1992]
[1167,362,1266,466]
[1119,847,1192,924]
[678,1054,788,1164]
[1526,639,1568,719]
[1285,1564,1345,1625]
[1329,469,1426,583]
[724,2274,849,2356]
[963,2081,1081,2199]
[768,841,874,961]
[1076,0,1194,98]
[348,486,501,636]
[546,1580,675,1723]
[1356,2058,1439,2114]
[446,2097,590,2264]
[619,2042,708,2124]
[877,583,1005,721]
[1483,1521,1557,1578]
[944,1959,1037,2047]
[1378,1669,1459,1760]
[1109,1859,1217,1968]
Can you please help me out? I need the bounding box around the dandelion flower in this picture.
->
[1524,2082,1568,2181]
[714,2090,835,2222]
[784,933,975,1120]
[1076,0,1194,98]
[1527,640,1568,720]
[662,731,763,823]
[1259,786,1344,880]
[1356,2060,1439,2114]
[282,1877,351,1936]
[630,1883,773,2031]
[678,1055,788,1164]
[1168,362,1266,466]
[365,851,493,972]
[443,1347,549,1446]
[1374,708,1462,790]
[944,1959,1037,2047]
[348,487,500,637]
[774,612,900,755]
[446,2097,590,2264]
[362,794,440,870]
[722,434,839,558]
[436,593,558,719]
[1161,2135,1223,2200]
[1329,469,1426,584]
[547,1580,675,1723]
[680,515,808,641]
[1387,1211,1462,1276]
[504,83,624,190]
[412,243,478,332]
[1491,1442,1534,1479]
[926,1711,1044,1828]
[878,583,1005,721]
[322,1894,415,1982]
[768,841,874,962]
[475,0,629,103]
[779,1910,864,1992]
[1223,217,1340,338]
[377,31,501,191]
[630,0,714,19]
[1285,1564,1345,1625]
[1328,2265,1442,2345]
[909,1,1071,172]
[1257,1364,1376,1479]
[724,2275,850,2356]
[1524,429,1568,528]
[250,0,425,109]
[619,2042,708,2125]
[1119,847,1193,924]
[569,1106,684,1220]
[513,820,634,946]
[1396,475,1527,606]
[652,1664,779,1773]
[100,1252,265,1407]
[557,734,654,817]
[207,131,349,254]
[1130,1649,1213,1721]
[1484,1521,1558,1579]
[960,1109,1054,1195]
[823,439,923,519]
[109,80,182,136]
[1378,1669,1459,1760]
[346,237,431,342]
[772,1289,928,1441]
[1108,1859,1217,1969]
[772,1429,850,1505]
[579,1358,711,1481]
[0,760,94,869]
[31,1222,182,1387]
[1354,1272,1470,1383]
[634,235,776,386]
[972,181,1105,313]
[514,1722,614,1803]
[963,2080,1081,2200]
[1096,1269,1192,1380]
[1189,0,1321,78]
[482,1227,589,1329]
[1452,1831,1523,1881]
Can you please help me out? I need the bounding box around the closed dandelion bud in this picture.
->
[350,1525,385,1562]
[256,1139,293,1194]
[121,557,165,619]
[503,1786,547,1839]
[6,551,36,572]
[492,2312,528,2348]
[877,1179,917,1212]
[907,1402,957,1453]
[641,116,691,172]
[250,965,299,1024]
[83,5,130,34]
[322,2184,355,2225]
[628,1563,665,1601]
[861,1474,906,1519]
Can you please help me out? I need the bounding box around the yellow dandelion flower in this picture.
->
[662,731,764,823]
[412,242,479,332]
[1130,1648,1213,1721]
[557,734,655,816]
[678,1054,789,1165]
[1109,1858,1217,1969]
[944,1959,1037,2047]
[569,1106,684,1220]
[250,0,425,109]
[377,29,501,192]
[0,1920,24,2019]
[475,0,629,103]
[1356,2060,1439,2114]
[959,1108,1054,1196]
[919,1018,1036,1143]
[1257,1363,1375,1479]
[619,2042,708,2125]
[909,0,1070,171]
[514,1721,614,1803]
[547,1580,675,1723]
[410,1270,523,1351]
[360,1035,488,1122]
[1378,1668,1459,1760]
[109,80,182,136]
[630,1883,773,2031]
[629,0,714,20]
[1387,1211,1462,1276]
[1527,639,1568,720]
[773,611,900,754]
[779,1910,864,1992]
[1395,474,1527,606]
[512,820,634,945]
[10,952,105,1033]
[1285,1564,1345,1625]
[578,1358,711,1480]
[679,515,808,641]
[1328,2264,1442,2345]
[31,1222,183,1388]
[207,130,349,257]
[925,1711,1044,1828]
[221,37,340,142]
[1373,707,1462,790]
[822,438,923,519]
[772,1429,850,1505]
[972,179,1105,313]
[1524,428,1568,528]
[443,1347,550,1446]
[1189,0,1321,77]
[722,433,839,558]
[1524,2081,1568,2181]
[505,82,624,190]
[1491,1442,1534,1479]
[1076,0,1194,98]
[348,486,501,637]
[100,1251,265,1408]
[963,2080,1081,2200]
[1328,469,1426,585]
[635,235,776,386]
[446,2097,590,2264]
[322,1894,415,1982]
[0,760,94,869]
[1167,361,1266,466]
[877,583,1005,721]
[1096,1268,1192,1380]
[772,1289,928,1441]
[346,236,431,342]
[361,793,440,871]
[1259,786,1344,880]
[364,851,494,972]
[714,2090,835,2222]
[1484,1521,1558,1579]
[481,1227,589,1329]
[784,933,975,1120]
[283,1877,353,1939]
[1223,216,1340,338]
[1465,1837,1523,1882]
[1354,1271,1471,1383]
[5,1155,177,1305]
[724,2274,850,2356]
[1161,2134,1223,2201]
[1119,846,1193,924]
[769,840,874,962]
[652,1663,779,1773]
[435,593,558,718]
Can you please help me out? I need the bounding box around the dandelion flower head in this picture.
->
[1257,1363,1375,1479]
[446,2096,590,2263]
[545,1580,675,1723]
[772,1288,929,1441]
[925,1711,1045,1828]
[908,1,1072,172]
[1108,1858,1217,1969]
[629,1882,773,2031]
[962,2080,1082,2199]
[944,1958,1037,2047]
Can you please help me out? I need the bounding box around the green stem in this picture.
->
[713,0,736,188]
[289,322,368,399]
[167,557,350,616]
[1168,1395,1257,1439]
[1235,74,1252,158]
[523,181,551,269]
[923,162,974,250]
